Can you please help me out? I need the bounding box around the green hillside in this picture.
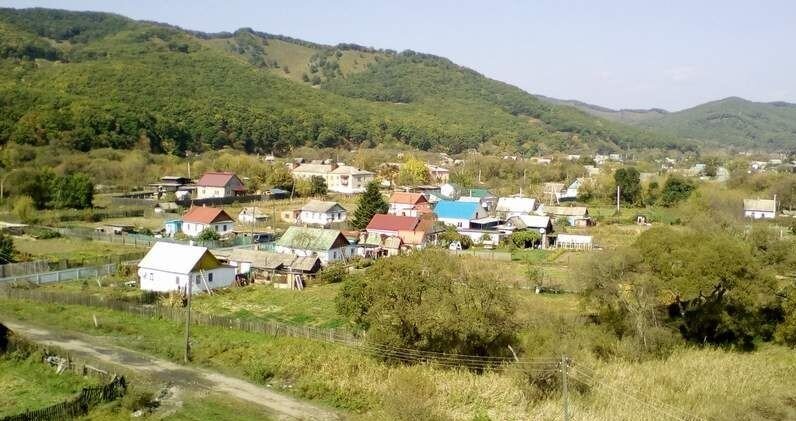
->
[536,95,669,124]
[639,97,796,150]
[0,7,678,155]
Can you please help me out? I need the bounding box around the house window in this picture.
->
[208,273,214,283]
[215,225,219,231]
[457,222,462,227]
[223,225,227,232]
[175,276,179,285]
[195,276,200,285]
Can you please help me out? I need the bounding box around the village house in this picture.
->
[498,214,554,248]
[297,200,347,226]
[213,248,321,286]
[290,163,374,194]
[458,188,497,211]
[238,207,269,225]
[388,192,431,217]
[138,242,236,294]
[495,197,537,219]
[150,176,193,199]
[274,226,354,265]
[181,206,235,237]
[434,200,487,229]
[364,214,438,253]
[542,182,566,204]
[558,178,588,202]
[743,198,777,219]
[542,205,592,227]
[426,164,450,183]
[195,172,246,200]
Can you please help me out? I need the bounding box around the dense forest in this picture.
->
[0,7,682,157]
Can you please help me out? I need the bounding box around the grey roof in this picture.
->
[743,199,776,212]
[215,249,320,272]
[331,165,374,175]
[300,200,346,213]
[292,164,334,174]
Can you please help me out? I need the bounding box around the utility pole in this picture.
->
[561,354,569,421]
[184,277,193,363]
[616,185,621,212]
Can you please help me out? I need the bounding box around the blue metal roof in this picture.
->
[434,201,479,219]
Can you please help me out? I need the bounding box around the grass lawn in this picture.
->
[0,351,98,417]
[12,236,145,261]
[191,283,346,329]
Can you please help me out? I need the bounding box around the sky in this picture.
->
[2,0,795,111]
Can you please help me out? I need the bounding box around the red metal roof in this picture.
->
[388,192,428,205]
[196,172,242,187]
[183,207,234,224]
[366,214,420,232]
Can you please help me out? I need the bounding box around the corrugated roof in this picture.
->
[292,164,334,174]
[219,249,320,272]
[331,165,373,175]
[507,215,552,230]
[300,200,346,213]
[434,201,480,219]
[462,188,492,198]
[743,199,776,212]
[366,214,420,232]
[389,192,427,205]
[183,207,235,224]
[275,226,349,251]
[496,197,536,213]
[138,242,220,273]
[545,206,589,217]
[196,172,241,187]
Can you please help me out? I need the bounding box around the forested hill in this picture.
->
[638,97,796,150]
[0,7,679,155]
[538,94,796,151]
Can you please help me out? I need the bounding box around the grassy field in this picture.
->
[12,236,145,261]
[3,295,795,420]
[85,391,275,420]
[0,350,98,417]
[191,283,347,329]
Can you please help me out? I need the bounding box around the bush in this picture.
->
[0,231,15,264]
[12,195,36,223]
[336,249,518,357]
[317,262,347,284]
[510,231,540,248]
[196,227,220,241]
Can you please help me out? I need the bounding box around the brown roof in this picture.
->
[196,172,243,188]
[389,192,428,205]
[183,207,235,224]
[366,214,420,232]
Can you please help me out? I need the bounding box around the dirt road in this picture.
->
[2,320,340,421]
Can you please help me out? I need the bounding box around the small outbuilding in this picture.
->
[138,242,235,294]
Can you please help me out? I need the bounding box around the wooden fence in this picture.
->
[0,376,127,421]
[55,227,253,250]
[0,288,361,345]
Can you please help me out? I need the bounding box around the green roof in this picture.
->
[462,188,492,198]
[275,226,349,251]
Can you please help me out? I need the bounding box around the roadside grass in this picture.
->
[12,236,146,261]
[3,297,796,420]
[85,391,276,421]
[0,349,98,417]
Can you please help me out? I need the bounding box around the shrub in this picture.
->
[336,249,518,357]
[317,262,347,284]
[12,195,36,223]
[196,228,220,241]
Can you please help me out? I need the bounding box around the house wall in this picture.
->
[388,203,418,217]
[744,210,775,219]
[197,186,227,200]
[438,217,472,229]
[181,221,234,237]
[138,266,235,294]
[298,210,347,226]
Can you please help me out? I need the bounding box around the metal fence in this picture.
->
[0,264,120,286]
[0,252,146,278]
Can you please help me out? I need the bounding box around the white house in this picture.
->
[559,178,588,201]
[388,192,431,217]
[555,234,593,250]
[196,172,246,199]
[495,197,537,218]
[743,198,777,219]
[137,242,235,294]
[426,165,450,183]
[297,200,347,226]
[274,226,354,265]
[181,207,235,237]
[238,207,269,225]
[433,201,487,229]
[290,163,374,194]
